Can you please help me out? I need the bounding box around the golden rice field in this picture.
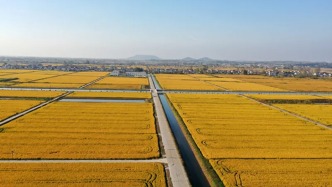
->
[168,93,332,186]
[0,102,159,159]
[0,90,64,98]
[69,72,109,77]
[0,163,166,187]
[35,75,99,84]
[210,159,332,187]
[199,77,243,82]
[195,75,285,91]
[155,74,221,90]
[220,75,332,92]
[0,100,43,121]
[156,74,285,91]
[0,72,12,76]
[189,74,214,78]
[67,91,151,99]
[14,83,84,88]
[274,104,332,126]
[0,70,70,83]
[0,82,15,87]
[247,94,328,103]
[0,69,35,74]
[324,95,332,99]
[88,77,149,90]
[247,94,323,101]
[34,72,108,84]
[208,81,285,91]
[0,71,108,88]
[168,94,332,159]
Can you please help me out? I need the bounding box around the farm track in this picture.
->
[1,87,332,95]
[148,75,191,187]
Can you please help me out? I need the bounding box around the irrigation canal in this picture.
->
[151,75,210,187]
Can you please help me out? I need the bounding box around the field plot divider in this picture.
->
[242,94,332,130]
[0,91,73,126]
[79,75,109,89]
[25,72,76,83]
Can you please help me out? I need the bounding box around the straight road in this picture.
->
[149,75,191,187]
[1,87,331,96]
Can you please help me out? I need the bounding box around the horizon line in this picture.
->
[0,55,330,63]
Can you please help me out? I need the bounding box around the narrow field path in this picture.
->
[187,74,228,91]
[1,86,332,96]
[0,87,150,92]
[79,75,108,89]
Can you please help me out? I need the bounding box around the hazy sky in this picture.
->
[0,0,331,61]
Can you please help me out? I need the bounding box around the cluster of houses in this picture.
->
[110,70,147,77]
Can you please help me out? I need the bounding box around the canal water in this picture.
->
[159,94,210,187]
[151,75,162,90]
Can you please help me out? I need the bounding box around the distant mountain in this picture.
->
[127,55,161,61]
[198,57,214,61]
[181,57,197,61]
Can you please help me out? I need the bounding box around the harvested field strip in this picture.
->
[210,159,332,187]
[0,163,166,187]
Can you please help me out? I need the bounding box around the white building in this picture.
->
[125,71,147,77]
